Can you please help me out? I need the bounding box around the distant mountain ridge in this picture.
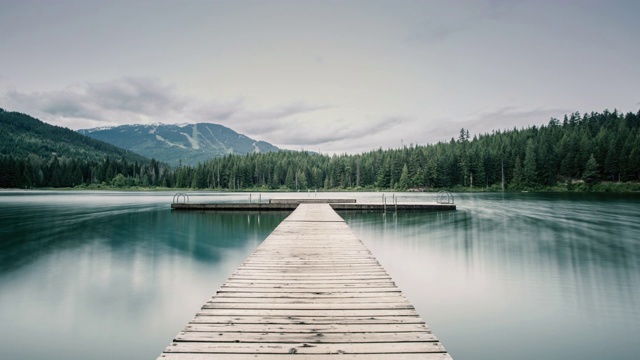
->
[78,123,280,166]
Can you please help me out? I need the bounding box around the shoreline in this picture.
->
[2,181,639,194]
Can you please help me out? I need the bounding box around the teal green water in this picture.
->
[0,191,639,359]
[342,193,640,360]
[0,191,288,359]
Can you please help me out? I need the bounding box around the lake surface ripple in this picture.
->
[0,191,639,359]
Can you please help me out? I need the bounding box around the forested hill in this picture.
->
[175,109,640,191]
[1,108,639,191]
[0,109,166,188]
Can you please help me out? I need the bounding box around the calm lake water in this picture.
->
[0,191,639,359]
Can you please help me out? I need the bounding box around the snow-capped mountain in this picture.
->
[78,123,279,166]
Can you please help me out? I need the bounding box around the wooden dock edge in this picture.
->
[158,204,453,359]
[171,202,456,211]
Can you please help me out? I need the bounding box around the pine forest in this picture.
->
[1,109,639,191]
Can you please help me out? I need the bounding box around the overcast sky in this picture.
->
[1,0,639,154]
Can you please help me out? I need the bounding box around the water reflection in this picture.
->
[0,203,286,273]
[0,192,288,360]
[341,192,640,360]
[1,191,639,360]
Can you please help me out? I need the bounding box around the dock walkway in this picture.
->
[158,204,452,359]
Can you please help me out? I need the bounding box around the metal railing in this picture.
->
[172,193,190,204]
[436,190,454,204]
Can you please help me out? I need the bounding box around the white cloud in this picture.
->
[0,76,612,155]
[3,77,188,126]
[2,1,639,154]
[85,77,187,116]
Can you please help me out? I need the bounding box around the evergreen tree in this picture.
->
[523,139,538,188]
[605,138,622,182]
[398,164,411,190]
[583,154,600,185]
[285,168,295,189]
[511,156,523,190]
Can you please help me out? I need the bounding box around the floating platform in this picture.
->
[158,204,452,359]
[171,198,456,211]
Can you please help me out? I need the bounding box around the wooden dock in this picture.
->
[158,204,452,359]
[171,198,456,212]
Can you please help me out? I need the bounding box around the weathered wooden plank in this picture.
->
[231,271,390,277]
[243,258,378,265]
[252,242,362,245]
[261,240,363,243]
[251,249,372,252]
[241,260,381,265]
[202,302,414,310]
[244,258,377,262]
[231,271,385,275]
[233,269,386,274]
[250,247,368,251]
[249,247,370,251]
[215,287,401,293]
[227,278,393,283]
[254,242,366,246]
[282,206,345,222]
[268,198,357,204]
[221,283,398,292]
[158,204,450,359]
[252,243,368,247]
[189,315,427,325]
[244,256,375,260]
[259,240,366,243]
[159,354,453,360]
[247,252,373,255]
[225,277,394,287]
[234,269,385,273]
[183,323,429,333]
[234,269,386,273]
[163,341,446,354]
[212,291,405,299]
[240,264,381,268]
[229,276,391,280]
[206,296,409,304]
[236,262,380,271]
[223,281,396,287]
[230,273,393,281]
[196,308,419,317]
[175,331,437,343]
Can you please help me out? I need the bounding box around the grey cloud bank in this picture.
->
[1,0,638,154]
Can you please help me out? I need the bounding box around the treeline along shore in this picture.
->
[1,108,639,192]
